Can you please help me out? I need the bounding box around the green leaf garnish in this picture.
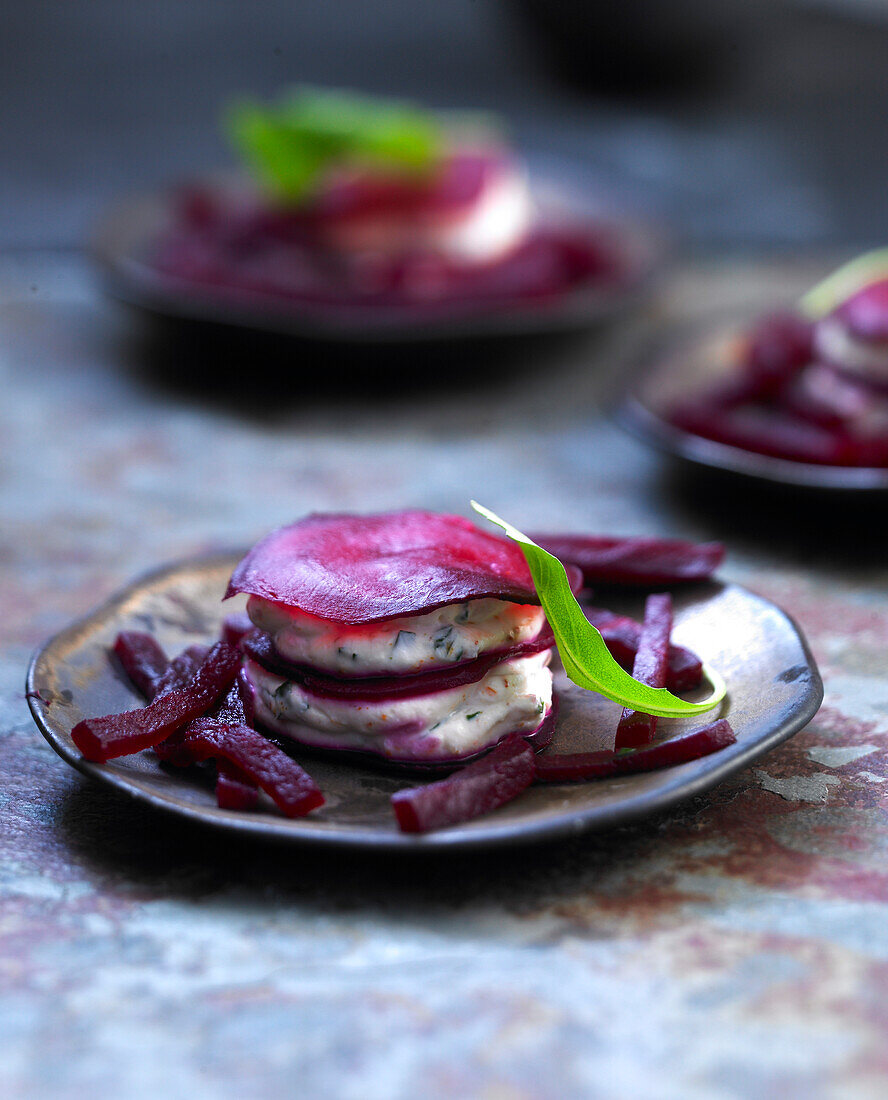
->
[470,501,727,719]
[800,248,888,319]
[226,86,444,203]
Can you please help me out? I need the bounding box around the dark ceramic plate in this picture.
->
[92,165,661,344]
[27,553,822,851]
[618,314,888,492]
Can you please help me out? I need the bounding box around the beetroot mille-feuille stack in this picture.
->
[228,510,571,767]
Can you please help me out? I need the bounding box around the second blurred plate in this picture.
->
[93,161,661,345]
[618,312,888,493]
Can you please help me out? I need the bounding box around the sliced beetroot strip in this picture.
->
[738,311,813,399]
[584,607,702,692]
[777,363,870,430]
[225,510,539,624]
[663,313,813,417]
[71,641,240,763]
[216,760,259,811]
[669,400,854,466]
[839,434,888,468]
[152,644,216,763]
[391,735,535,834]
[221,611,254,647]
[184,720,324,818]
[151,644,210,700]
[531,534,724,586]
[242,625,555,700]
[113,632,169,700]
[615,593,672,751]
[563,562,584,594]
[159,668,256,767]
[214,671,255,727]
[157,189,621,311]
[534,719,736,782]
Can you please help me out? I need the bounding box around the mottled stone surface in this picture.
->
[3,251,888,1098]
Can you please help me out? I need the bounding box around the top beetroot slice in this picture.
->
[226,511,539,624]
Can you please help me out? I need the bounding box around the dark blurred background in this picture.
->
[2,0,888,253]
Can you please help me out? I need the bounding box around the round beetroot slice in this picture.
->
[226,510,539,623]
[307,152,498,225]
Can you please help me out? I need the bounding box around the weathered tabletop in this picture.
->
[3,250,887,1099]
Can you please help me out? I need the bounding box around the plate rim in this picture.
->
[26,553,824,852]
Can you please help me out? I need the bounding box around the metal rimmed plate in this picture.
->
[618,313,888,492]
[27,553,822,850]
[91,165,661,344]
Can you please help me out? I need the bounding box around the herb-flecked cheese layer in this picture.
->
[246,650,553,761]
[247,595,547,676]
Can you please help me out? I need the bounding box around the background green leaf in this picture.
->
[800,247,888,318]
[225,86,444,203]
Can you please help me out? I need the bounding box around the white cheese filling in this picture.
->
[327,160,533,264]
[247,595,546,676]
[815,316,888,383]
[246,649,553,761]
[438,165,533,263]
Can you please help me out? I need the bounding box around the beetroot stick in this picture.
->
[184,721,324,818]
[207,675,261,808]
[584,607,702,692]
[158,667,256,767]
[149,644,210,699]
[535,719,736,782]
[123,635,261,813]
[151,645,217,764]
[615,593,673,750]
[221,611,254,647]
[777,364,870,430]
[71,642,240,763]
[113,632,169,699]
[132,642,262,813]
[391,736,535,834]
[216,760,260,811]
[531,535,724,586]
[669,401,852,465]
[217,671,255,727]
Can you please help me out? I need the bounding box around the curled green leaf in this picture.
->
[800,247,888,319]
[470,501,727,719]
[225,86,444,203]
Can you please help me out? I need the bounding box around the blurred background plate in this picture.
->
[28,553,822,852]
[617,313,888,493]
[92,163,662,345]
